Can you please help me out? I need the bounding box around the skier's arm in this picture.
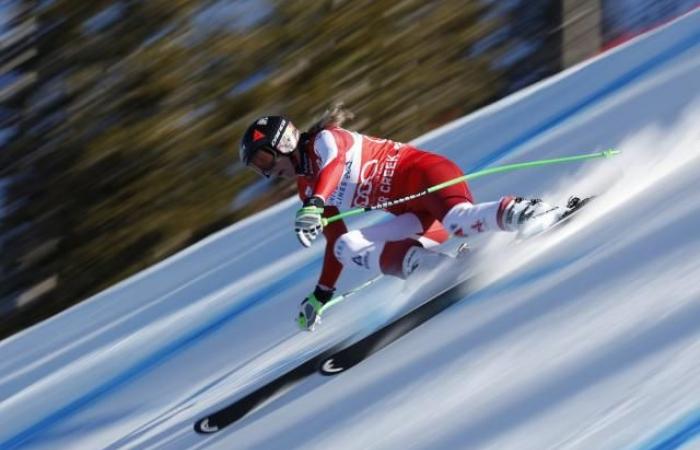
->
[295,130,349,247]
[311,130,348,202]
[296,179,346,287]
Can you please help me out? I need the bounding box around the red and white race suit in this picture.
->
[297,127,511,289]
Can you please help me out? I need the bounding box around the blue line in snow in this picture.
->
[471,26,700,171]
[637,410,700,450]
[3,18,700,450]
[1,257,321,449]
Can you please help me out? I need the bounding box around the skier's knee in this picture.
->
[334,230,384,273]
[379,240,421,279]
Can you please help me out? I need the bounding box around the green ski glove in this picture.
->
[295,196,325,247]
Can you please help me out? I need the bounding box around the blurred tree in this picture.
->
[0,0,231,334]
[602,0,698,44]
[263,0,505,138]
[562,0,601,68]
[0,0,510,338]
[477,0,562,93]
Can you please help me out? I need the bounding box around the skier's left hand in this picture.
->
[295,196,325,247]
[297,285,335,331]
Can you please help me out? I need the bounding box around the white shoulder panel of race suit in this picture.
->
[314,129,364,210]
[313,130,339,169]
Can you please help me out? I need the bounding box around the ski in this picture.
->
[193,265,475,434]
[318,277,473,375]
[194,344,345,434]
[559,196,593,221]
[527,196,594,239]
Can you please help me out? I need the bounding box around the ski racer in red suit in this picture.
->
[239,108,558,330]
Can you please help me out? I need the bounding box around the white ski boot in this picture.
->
[499,197,560,238]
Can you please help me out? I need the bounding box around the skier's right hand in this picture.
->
[295,196,325,247]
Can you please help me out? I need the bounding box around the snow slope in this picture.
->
[0,9,699,450]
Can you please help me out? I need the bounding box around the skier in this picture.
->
[239,105,559,330]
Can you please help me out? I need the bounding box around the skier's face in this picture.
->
[247,148,276,178]
[273,155,296,178]
[248,149,295,178]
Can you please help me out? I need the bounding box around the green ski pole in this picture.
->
[322,149,619,226]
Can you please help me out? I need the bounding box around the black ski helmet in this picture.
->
[239,116,300,176]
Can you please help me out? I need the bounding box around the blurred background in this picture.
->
[0,0,697,340]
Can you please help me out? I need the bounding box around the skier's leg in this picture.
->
[442,197,560,237]
[333,212,427,278]
[334,212,454,279]
[378,216,452,279]
[440,200,502,236]
[405,154,558,237]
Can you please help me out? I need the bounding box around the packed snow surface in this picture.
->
[0,9,699,450]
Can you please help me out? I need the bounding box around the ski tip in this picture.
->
[602,148,620,158]
[194,418,220,434]
[319,357,348,376]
